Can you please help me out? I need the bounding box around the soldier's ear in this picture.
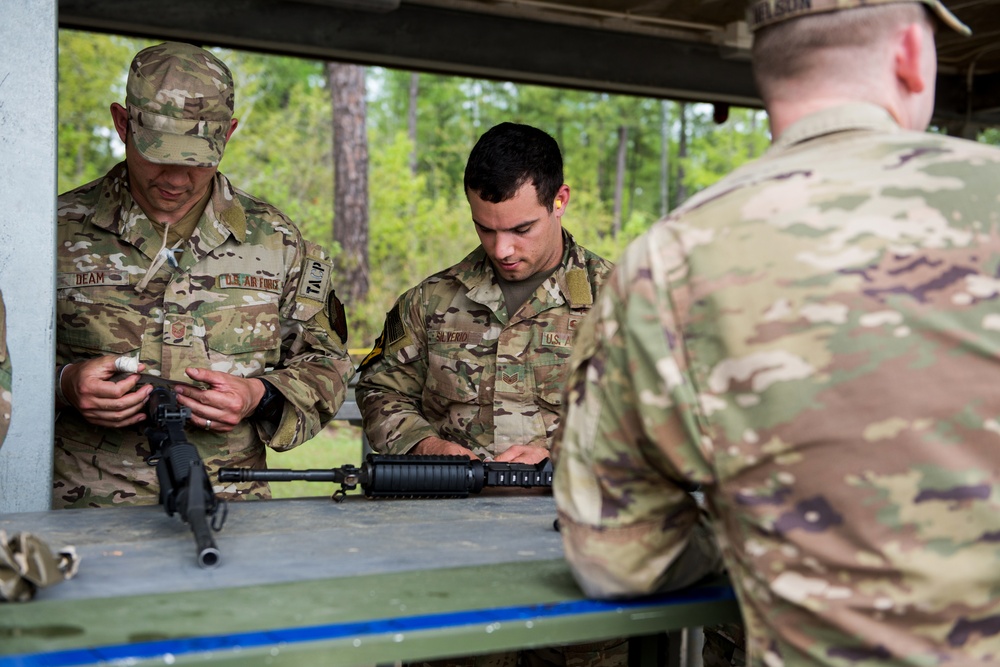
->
[110,103,129,144]
[895,21,930,95]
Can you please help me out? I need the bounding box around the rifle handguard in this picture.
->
[218,454,553,502]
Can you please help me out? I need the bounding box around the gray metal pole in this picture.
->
[0,0,58,512]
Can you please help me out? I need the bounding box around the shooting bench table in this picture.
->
[0,494,739,666]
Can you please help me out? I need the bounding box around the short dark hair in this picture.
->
[464,122,563,211]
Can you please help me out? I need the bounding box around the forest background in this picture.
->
[59,31,1000,352]
[58,30,773,352]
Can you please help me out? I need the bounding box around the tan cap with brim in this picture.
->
[747,0,971,35]
[125,42,235,167]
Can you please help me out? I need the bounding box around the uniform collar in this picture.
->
[773,103,900,150]
[455,230,594,321]
[91,163,248,266]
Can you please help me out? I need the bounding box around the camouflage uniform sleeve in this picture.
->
[355,286,437,455]
[552,239,724,599]
[256,240,355,451]
[0,291,10,449]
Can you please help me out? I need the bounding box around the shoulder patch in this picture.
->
[383,301,409,355]
[566,268,593,307]
[328,289,348,344]
[297,255,333,305]
[359,302,409,372]
[359,330,385,372]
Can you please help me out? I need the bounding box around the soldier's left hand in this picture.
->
[493,444,550,464]
[174,368,266,433]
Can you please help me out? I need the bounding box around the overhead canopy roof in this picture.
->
[59,0,1000,132]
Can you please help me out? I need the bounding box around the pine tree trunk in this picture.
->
[408,72,419,176]
[676,102,688,207]
[327,61,370,304]
[660,100,670,217]
[612,124,628,238]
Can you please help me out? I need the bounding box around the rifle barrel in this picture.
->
[218,468,340,483]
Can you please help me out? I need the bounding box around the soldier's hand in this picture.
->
[175,368,266,433]
[60,355,152,428]
[412,436,479,459]
[493,444,549,464]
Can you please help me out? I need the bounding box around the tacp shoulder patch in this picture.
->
[297,254,333,305]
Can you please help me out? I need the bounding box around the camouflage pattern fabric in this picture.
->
[126,41,234,167]
[54,162,355,508]
[553,103,1000,666]
[0,531,79,603]
[0,290,10,448]
[357,231,612,458]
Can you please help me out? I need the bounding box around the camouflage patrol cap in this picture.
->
[746,0,971,35]
[125,42,235,167]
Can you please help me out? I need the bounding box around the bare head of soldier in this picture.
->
[463,123,570,282]
[748,0,969,137]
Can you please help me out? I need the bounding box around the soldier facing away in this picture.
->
[54,42,355,509]
[551,0,1000,665]
[357,122,624,666]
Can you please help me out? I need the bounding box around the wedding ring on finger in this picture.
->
[205,419,212,430]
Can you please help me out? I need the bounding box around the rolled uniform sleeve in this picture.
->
[356,286,437,455]
[256,240,356,450]
[552,238,724,599]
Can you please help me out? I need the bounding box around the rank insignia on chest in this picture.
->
[163,315,194,347]
[500,370,521,385]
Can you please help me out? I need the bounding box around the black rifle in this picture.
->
[218,454,553,501]
[145,385,227,569]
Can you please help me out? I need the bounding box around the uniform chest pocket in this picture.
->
[202,304,282,372]
[57,288,144,356]
[424,346,492,405]
[532,361,569,408]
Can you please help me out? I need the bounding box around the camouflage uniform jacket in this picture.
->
[0,290,10,448]
[553,103,1000,666]
[357,231,612,458]
[55,162,355,508]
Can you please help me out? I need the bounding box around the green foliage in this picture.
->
[681,106,771,196]
[353,128,472,347]
[980,128,1000,146]
[56,32,781,349]
[268,422,363,499]
[57,31,154,193]
[221,51,334,246]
